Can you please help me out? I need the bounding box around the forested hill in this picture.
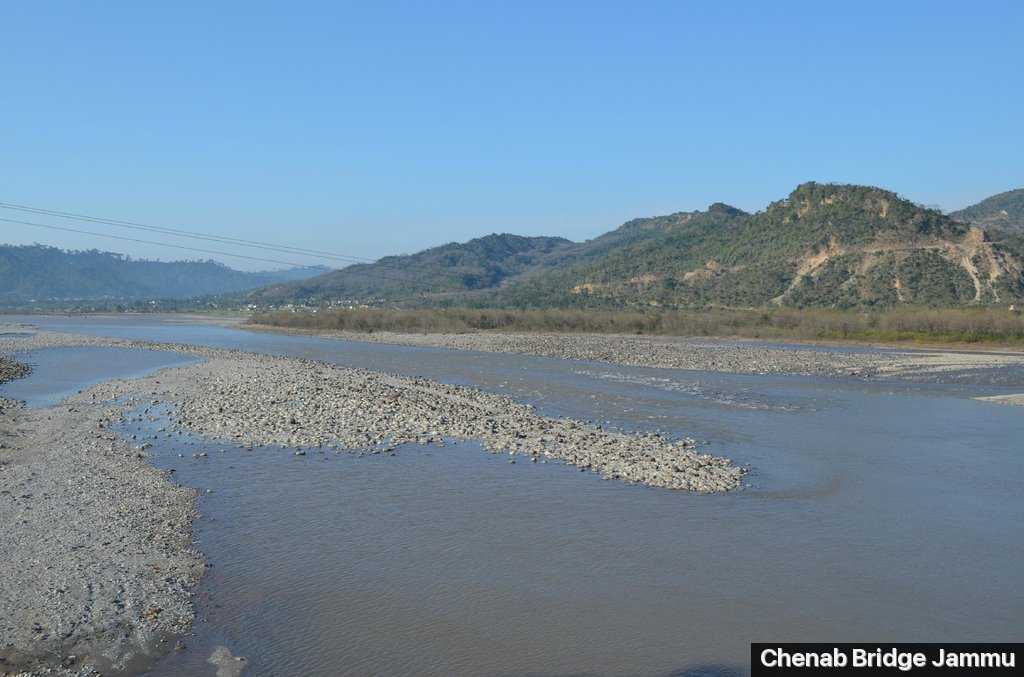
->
[245,233,577,304]
[0,244,327,305]
[950,188,1024,234]
[18,182,1023,311]
[493,202,752,307]
[242,183,1024,309]
[243,207,755,306]
[505,183,1024,309]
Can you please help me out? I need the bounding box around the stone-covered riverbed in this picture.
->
[2,315,1023,677]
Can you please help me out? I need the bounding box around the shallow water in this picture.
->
[5,315,1024,676]
[1,345,197,407]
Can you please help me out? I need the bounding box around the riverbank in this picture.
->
[0,327,744,674]
[0,381,202,676]
[246,324,1024,378]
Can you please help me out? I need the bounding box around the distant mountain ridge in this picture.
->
[244,204,756,306]
[950,188,1024,234]
[249,182,1024,309]
[0,244,328,305]
[248,233,577,304]
[9,183,1023,310]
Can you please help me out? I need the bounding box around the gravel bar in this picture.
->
[0,326,745,675]
[0,357,31,385]
[0,391,201,676]
[246,326,1024,378]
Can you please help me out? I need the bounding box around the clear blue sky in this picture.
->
[2,1,1021,269]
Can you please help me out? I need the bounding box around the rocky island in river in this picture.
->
[1,327,747,676]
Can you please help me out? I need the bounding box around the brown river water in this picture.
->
[3,315,1023,677]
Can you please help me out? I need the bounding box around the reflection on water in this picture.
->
[1,345,198,407]
[4,315,1024,676]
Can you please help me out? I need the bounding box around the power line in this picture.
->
[0,200,501,291]
[0,200,378,264]
[0,216,314,268]
[0,199,435,285]
[1,216,423,287]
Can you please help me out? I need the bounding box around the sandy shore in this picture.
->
[246,325,1024,378]
[1,327,745,675]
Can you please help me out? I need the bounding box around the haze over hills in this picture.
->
[950,188,1024,234]
[244,183,1024,310]
[0,244,328,306]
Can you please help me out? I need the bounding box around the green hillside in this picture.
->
[240,182,1024,310]
[495,183,1023,309]
[951,188,1024,234]
[245,233,576,304]
[493,202,751,308]
[0,244,326,306]
[247,206,754,307]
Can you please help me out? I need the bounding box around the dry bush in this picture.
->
[251,307,1024,345]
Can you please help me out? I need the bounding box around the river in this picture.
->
[3,315,1022,677]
